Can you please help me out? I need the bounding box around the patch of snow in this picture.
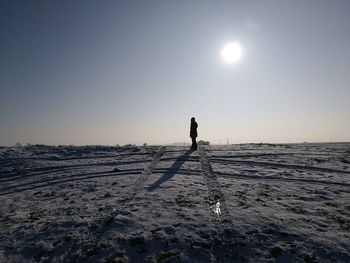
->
[0,143,349,262]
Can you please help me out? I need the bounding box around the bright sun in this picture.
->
[221,42,242,64]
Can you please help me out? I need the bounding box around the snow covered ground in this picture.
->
[0,143,349,262]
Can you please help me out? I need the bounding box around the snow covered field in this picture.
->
[0,143,349,262]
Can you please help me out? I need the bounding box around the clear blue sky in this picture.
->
[1,0,349,146]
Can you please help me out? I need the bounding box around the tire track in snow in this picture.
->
[86,146,167,250]
[121,146,166,203]
[198,146,245,262]
[2,159,152,178]
[198,146,232,224]
[210,158,350,175]
[0,169,143,196]
[50,147,165,259]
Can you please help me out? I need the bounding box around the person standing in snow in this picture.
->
[190,117,198,150]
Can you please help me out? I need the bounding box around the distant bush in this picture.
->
[143,143,147,147]
[34,144,47,147]
[15,142,22,147]
[123,144,135,147]
[198,140,210,145]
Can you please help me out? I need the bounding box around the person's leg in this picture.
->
[193,138,197,150]
[191,137,196,149]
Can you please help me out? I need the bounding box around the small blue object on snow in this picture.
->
[112,208,117,213]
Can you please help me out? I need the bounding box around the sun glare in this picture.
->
[221,42,242,64]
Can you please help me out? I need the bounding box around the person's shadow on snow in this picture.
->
[148,149,194,192]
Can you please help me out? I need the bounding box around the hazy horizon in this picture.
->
[1,1,350,146]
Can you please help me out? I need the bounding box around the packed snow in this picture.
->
[0,143,349,262]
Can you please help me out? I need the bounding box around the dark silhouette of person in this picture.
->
[190,117,198,150]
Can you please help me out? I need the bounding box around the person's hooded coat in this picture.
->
[190,121,198,138]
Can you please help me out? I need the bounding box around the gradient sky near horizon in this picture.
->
[1,0,350,146]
